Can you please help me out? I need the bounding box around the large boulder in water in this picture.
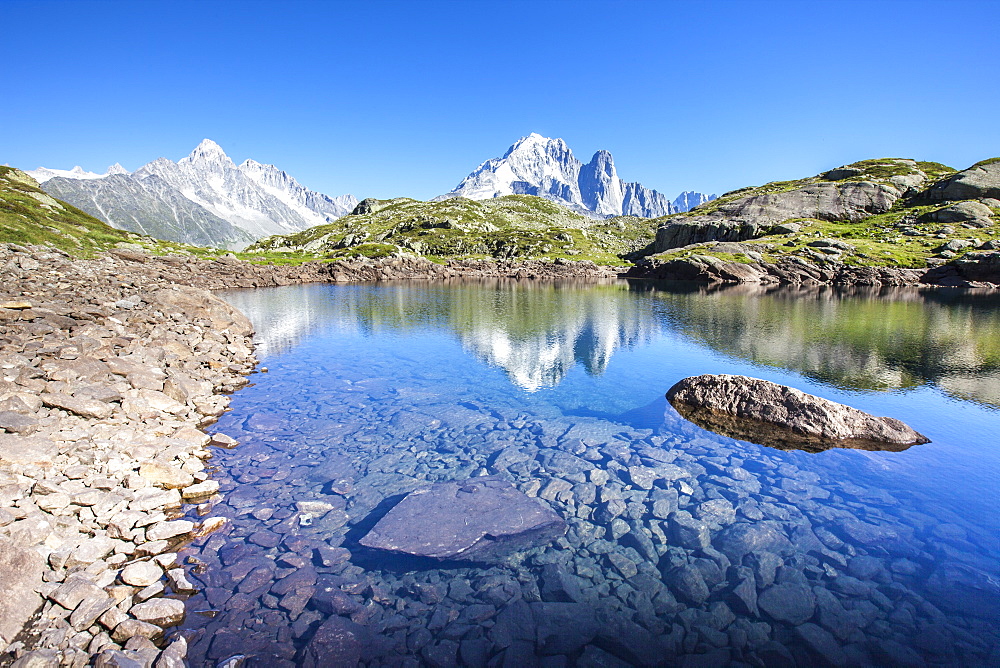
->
[666,374,929,452]
[359,477,566,563]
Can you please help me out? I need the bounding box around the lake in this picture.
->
[177,279,1000,667]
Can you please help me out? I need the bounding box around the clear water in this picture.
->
[178,280,1000,667]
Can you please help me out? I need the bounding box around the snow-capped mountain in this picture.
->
[439,133,715,217]
[239,158,358,229]
[33,140,357,249]
[27,163,127,183]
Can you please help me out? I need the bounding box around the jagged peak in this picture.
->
[239,158,285,176]
[587,149,615,167]
[503,133,572,159]
[106,163,128,176]
[181,138,234,166]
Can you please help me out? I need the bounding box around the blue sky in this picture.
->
[5,0,999,200]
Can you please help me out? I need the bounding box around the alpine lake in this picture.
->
[175,279,1000,667]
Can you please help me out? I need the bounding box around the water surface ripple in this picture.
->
[178,280,1000,667]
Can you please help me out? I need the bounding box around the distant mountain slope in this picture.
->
[42,172,255,250]
[438,134,715,217]
[30,140,357,249]
[248,194,658,263]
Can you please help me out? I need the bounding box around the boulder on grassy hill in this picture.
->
[927,159,1000,201]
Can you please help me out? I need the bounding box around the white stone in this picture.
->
[120,560,162,587]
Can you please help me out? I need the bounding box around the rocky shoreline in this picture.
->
[626,250,1000,288]
[0,246,622,667]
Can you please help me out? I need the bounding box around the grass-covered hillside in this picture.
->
[646,158,1000,269]
[0,166,137,255]
[247,195,656,265]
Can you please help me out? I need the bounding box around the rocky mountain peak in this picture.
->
[442,134,712,218]
[180,138,234,167]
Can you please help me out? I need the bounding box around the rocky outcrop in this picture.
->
[359,477,566,562]
[666,375,929,451]
[628,253,930,287]
[918,200,994,226]
[654,180,902,251]
[926,159,1000,201]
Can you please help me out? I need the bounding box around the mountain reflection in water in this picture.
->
[642,281,1000,407]
[224,279,656,391]
[220,279,1000,405]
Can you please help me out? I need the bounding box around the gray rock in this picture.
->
[69,592,116,631]
[94,649,145,668]
[129,598,185,627]
[40,392,112,419]
[794,622,848,666]
[145,520,194,542]
[154,637,188,668]
[120,560,162,587]
[0,434,57,466]
[807,238,855,251]
[541,563,587,603]
[920,200,994,224]
[49,574,103,610]
[928,159,1000,201]
[823,167,865,180]
[359,477,565,562]
[0,536,44,645]
[0,410,38,434]
[137,462,194,490]
[10,650,61,668]
[111,619,162,643]
[300,615,365,668]
[669,511,711,551]
[758,582,816,625]
[667,374,929,450]
[715,523,792,562]
[664,564,710,605]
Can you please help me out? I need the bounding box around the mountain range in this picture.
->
[439,133,715,218]
[28,134,713,249]
[31,140,358,249]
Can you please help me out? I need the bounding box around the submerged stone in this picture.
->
[666,374,929,452]
[359,477,566,563]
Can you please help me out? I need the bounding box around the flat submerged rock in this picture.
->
[359,477,566,563]
[667,374,929,452]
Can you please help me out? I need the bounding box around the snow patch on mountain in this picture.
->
[28,165,120,183]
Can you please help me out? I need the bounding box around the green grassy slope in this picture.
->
[247,195,655,265]
[0,166,136,255]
